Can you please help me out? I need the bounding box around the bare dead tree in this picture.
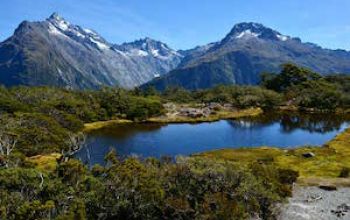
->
[0,133,17,156]
[61,132,86,162]
[0,117,21,168]
[39,172,44,189]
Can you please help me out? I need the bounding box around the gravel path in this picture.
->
[279,186,350,220]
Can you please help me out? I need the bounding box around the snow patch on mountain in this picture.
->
[70,29,86,38]
[277,34,289,41]
[83,28,96,35]
[151,49,160,57]
[48,24,68,38]
[236,29,261,39]
[55,19,69,31]
[136,49,149,56]
[89,37,110,50]
[124,49,149,57]
[47,13,112,50]
[48,13,70,31]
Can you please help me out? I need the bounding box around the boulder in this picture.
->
[202,108,212,117]
[319,184,337,191]
[302,152,315,158]
[207,102,222,110]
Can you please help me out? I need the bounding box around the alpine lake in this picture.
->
[75,111,350,166]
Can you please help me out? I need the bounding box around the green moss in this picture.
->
[27,153,61,171]
[197,128,350,179]
[84,119,133,132]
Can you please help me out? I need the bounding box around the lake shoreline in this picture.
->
[33,113,350,184]
[197,126,350,183]
[80,108,350,184]
[83,104,350,132]
[83,107,263,132]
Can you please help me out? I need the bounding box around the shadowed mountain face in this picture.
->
[144,22,350,90]
[0,13,183,89]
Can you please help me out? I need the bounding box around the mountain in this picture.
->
[114,37,183,78]
[144,22,350,90]
[3,17,350,91]
[0,13,183,89]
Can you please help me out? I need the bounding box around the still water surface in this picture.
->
[76,112,350,165]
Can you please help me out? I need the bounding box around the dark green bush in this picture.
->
[126,97,164,121]
[277,168,299,184]
[339,167,350,178]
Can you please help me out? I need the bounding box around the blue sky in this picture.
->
[1,0,350,50]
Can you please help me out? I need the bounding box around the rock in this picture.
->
[331,203,350,218]
[202,108,212,117]
[319,184,337,191]
[302,152,315,158]
[188,112,204,118]
[338,203,350,212]
[223,103,233,109]
[207,102,222,110]
[305,194,322,203]
[164,103,176,111]
[179,107,212,118]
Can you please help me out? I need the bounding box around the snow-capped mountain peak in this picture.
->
[46,13,111,51]
[115,37,183,59]
[1,13,183,89]
[47,13,70,31]
[225,22,290,42]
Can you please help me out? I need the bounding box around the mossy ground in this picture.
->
[197,127,350,181]
[27,153,61,171]
[84,119,133,132]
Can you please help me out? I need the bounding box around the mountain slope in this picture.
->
[144,22,350,90]
[0,13,183,89]
[115,37,183,78]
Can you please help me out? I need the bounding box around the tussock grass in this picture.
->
[27,153,61,171]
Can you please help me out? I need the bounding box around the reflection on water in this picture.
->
[76,112,350,166]
[231,112,350,133]
[91,123,164,139]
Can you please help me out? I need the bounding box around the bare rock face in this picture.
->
[0,13,183,89]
